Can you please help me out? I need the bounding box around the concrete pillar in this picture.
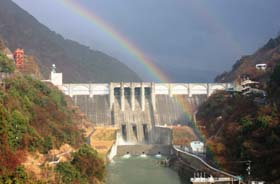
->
[109,83,114,111]
[138,124,144,143]
[130,83,135,111]
[151,82,156,111]
[207,83,211,97]
[68,84,73,97]
[226,83,231,89]
[121,82,125,111]
[141,82,145,111]
[169,83,173,97]
[74,95,77,105]
[188,84,192,97]
[89,84,93,98]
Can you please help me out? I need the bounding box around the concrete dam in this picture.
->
[60,82,232,146]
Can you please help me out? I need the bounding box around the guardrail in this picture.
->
[173,145,239,180]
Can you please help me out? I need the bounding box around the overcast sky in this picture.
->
[12,0,280,82]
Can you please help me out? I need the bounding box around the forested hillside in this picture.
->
[0,51,105,183]
[197,65,280,183]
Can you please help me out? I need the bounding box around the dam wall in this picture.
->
[154,95,207,125]
[57,82,232,144]
[73,95,112,126]
[153,126,172,145]
[62,82,232,126]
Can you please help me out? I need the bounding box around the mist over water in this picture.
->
[107,156,183,184]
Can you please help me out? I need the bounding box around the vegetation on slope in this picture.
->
[172,126,197,145]
[0,51,15,73]
[0,52,105,183]
[90,127,117,158]
[56,144,105,184]
[197,65,280,183]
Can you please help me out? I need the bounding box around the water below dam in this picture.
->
[106,156,184,184]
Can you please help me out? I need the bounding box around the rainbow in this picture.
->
[55,0,196,128]
[56,0,223,167]
[56,0,169,83]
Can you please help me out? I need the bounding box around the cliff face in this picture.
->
[215,35,280,82]
[0,0,141,83]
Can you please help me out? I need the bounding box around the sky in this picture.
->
[12,0,280,82]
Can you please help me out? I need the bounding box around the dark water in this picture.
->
[106,156,182,184]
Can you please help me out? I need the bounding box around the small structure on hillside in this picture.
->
[240,79,259,93]
[14,49,24,67]
[240,79,266,97]
[190,141,205,154]
[256,64,267,71]
[229,75,266,98]
[50,64,63,86]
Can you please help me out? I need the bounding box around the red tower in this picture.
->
[14,49,24,67]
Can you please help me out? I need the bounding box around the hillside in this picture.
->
[197,64,280,182]
[0,49,105,183]
[0,0,140,83]
[198,34,280,183]
[215,35,280,83]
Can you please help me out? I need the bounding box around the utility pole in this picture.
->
[246,160,251,184]
[227,160,252,183]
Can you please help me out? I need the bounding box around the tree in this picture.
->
[268,64,280,107]
[71,145,105,183]
[8,110,28,150]
[55,162,84,184]
[0,52,15,74]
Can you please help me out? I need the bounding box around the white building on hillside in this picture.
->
[256,64,267,71]
[190,141,205,154]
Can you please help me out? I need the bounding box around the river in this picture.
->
[106,155,183,184]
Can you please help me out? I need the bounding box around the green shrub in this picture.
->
[71,144,105,182]
[0,75,87,183]
[0,52,15,73]
[256,116,270,129]
[56,162,85,184]
[240,116,253,133]
[8,110,28,150]
[42,136,53,154]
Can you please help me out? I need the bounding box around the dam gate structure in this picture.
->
[58,81,232,145]
[48,68,233,147]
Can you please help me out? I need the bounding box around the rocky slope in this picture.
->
[0,0,140,83]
